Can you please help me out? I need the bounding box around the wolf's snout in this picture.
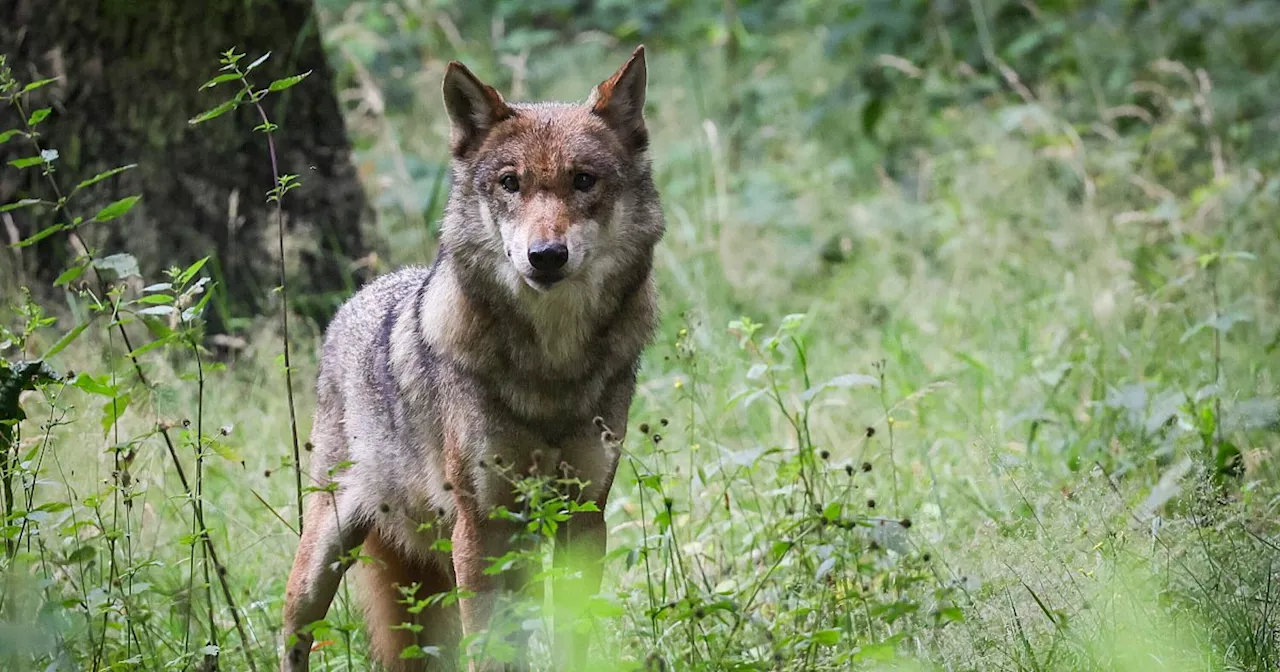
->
[527,241,569,272]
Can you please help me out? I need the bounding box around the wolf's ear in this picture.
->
[442,61,514,157]
[588,46,648,153]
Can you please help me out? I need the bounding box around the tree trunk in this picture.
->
[0,0,371,333]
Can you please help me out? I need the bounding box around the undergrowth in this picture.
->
[2,3,1279,670]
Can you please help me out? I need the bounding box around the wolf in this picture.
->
[279,46,663,672]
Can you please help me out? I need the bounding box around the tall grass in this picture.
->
[2,4,1279,671]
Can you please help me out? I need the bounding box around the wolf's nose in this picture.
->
[527,242,569,272]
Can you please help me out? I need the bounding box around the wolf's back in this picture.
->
[306,266,433,476]
[317,266,430,386]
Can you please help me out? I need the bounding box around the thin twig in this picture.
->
[232,62,306,536]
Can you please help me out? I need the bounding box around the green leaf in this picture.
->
[778,313,807,332]
[209,438,242,463]
[126,333,177,359]
[936,606,965,624]
[852,634,904,661]
[20,78,58,94]
[93,253,140,280]
[53,263,87,287]
[73,164,137,193]
[26,107,51,126]
[138,305,175,317]
[0,129,22,144]
[801,373,880,402]
[268,71,311,92]
[822,502,841,522]
[638,474,662,491]
[188,99,238,125]
[184,286,215,322]
[134,294,174,305]
[41,322,88,360]
[72,372,118,397]
[34,501,70,514]
[1216,440,1243,478]
[176,256,210,286]
[101,393,132,436]
[812,629,841,646]
[0,198,46,213]
[63,545,96,565]
[712,578,738,595]
[92,196,141,222]
[199,72,241,90]
[246,52,272,72]
[9,156,45,169]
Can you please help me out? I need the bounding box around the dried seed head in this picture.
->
[652,433,663,444]
[819,449,830,460]
[639,423,650,434]
[867,498,876,509]
[660,418,669,427]
[900,517,912,529]
[845,464,854,476]
[866,426,876,437]
[861,461,872,472]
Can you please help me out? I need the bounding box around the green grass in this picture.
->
[3,6,1280,672]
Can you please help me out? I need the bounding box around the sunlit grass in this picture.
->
[2,9,1278,672]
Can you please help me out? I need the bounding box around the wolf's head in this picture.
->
[439,47,661,295]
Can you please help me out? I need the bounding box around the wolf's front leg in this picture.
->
[450,504,506,672]
[281,492,371,672]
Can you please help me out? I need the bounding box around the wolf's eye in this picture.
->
[499,174,520,193]
[573,173,597,192]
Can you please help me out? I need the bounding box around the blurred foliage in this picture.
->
[2,1,1279,669]
[320,0,1280,170]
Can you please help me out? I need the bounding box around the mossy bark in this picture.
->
[0,0,371,332]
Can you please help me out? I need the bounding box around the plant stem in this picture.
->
[235,69,305,536]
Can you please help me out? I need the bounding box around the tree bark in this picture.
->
[0,0,371,333]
